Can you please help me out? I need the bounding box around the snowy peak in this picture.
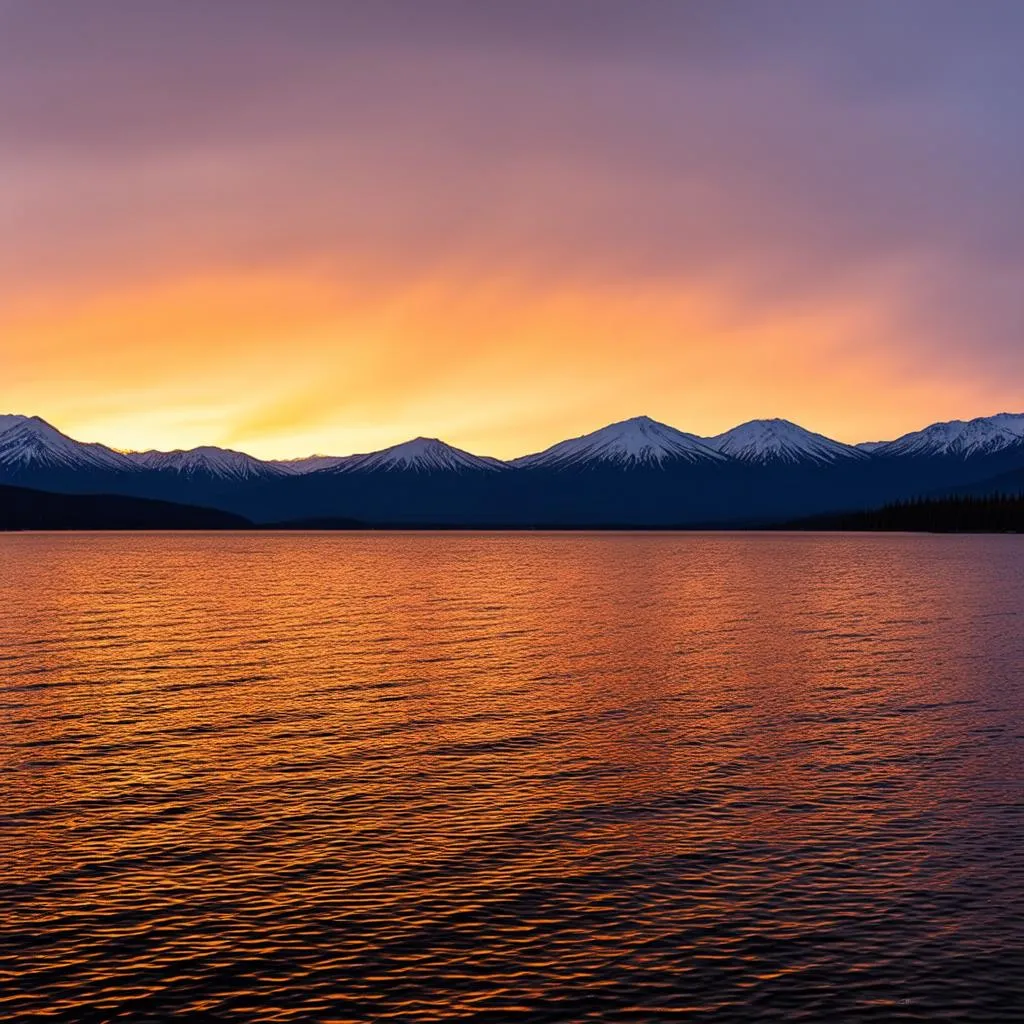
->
[874,413,1024,458]
[705,419,865,465]
[5,410,1023,490]
[340,437,505,474]
[270,454,353,474]
[0,415,138,473]
[513,415,725,470]
[0,414,30,435]
[127,446,288,480]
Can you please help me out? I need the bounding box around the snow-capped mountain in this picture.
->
[338,437,505,474]
[0,415,139,473]
[705,419,866,465]
[270,455,352,474]
[512,416,725,470]
[872,413,1024,458]
[0,414,28,435]
[5,409,1024,527]
[126,446,289,480]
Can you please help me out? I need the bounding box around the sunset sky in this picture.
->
[2,0,1022,459]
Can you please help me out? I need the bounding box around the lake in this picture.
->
[1,532,1022,1021]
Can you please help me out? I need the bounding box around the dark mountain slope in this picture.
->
[0,484,252,531]
[949,465,1024,499]
[4,411,1024,527]
[785,495,1024,533]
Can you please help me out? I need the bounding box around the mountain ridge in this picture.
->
[0,415,139,473]
[706,419,866,465]
[127,446,290,480]
[5,409,1024,476]
[3,410,1024,528]
[869,413,1024,459]
[332,437,506,475]
[510,416,725,470]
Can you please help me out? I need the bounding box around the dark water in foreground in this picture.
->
[1,532,1022,1022]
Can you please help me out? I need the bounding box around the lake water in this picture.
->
[1,532,1022,1021]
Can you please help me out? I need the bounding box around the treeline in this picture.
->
[788,494,1024,533]
[0,483,251,531]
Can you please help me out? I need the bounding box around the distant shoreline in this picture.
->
[2,484,1021,535]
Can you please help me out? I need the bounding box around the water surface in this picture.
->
[1,532,1022,1021]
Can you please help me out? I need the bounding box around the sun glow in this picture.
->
[0,262,996,459]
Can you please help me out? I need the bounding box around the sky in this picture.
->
[1,0,1022,459]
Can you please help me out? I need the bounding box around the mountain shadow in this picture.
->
[0,484,252,531]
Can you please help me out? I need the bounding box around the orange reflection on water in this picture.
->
[1,531,1022,1020]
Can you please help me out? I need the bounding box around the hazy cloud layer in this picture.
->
[1,1,1021,455]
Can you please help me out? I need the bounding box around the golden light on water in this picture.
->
[3,532,1022,1017]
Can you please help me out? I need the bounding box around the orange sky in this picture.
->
[2,261,1008,459]
[2,2,1021,459]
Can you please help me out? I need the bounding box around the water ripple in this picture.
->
[1,531,1022,1021]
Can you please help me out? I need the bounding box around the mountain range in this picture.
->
[2,411,1024,527]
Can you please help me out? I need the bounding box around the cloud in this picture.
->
[1,1,1021,452]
